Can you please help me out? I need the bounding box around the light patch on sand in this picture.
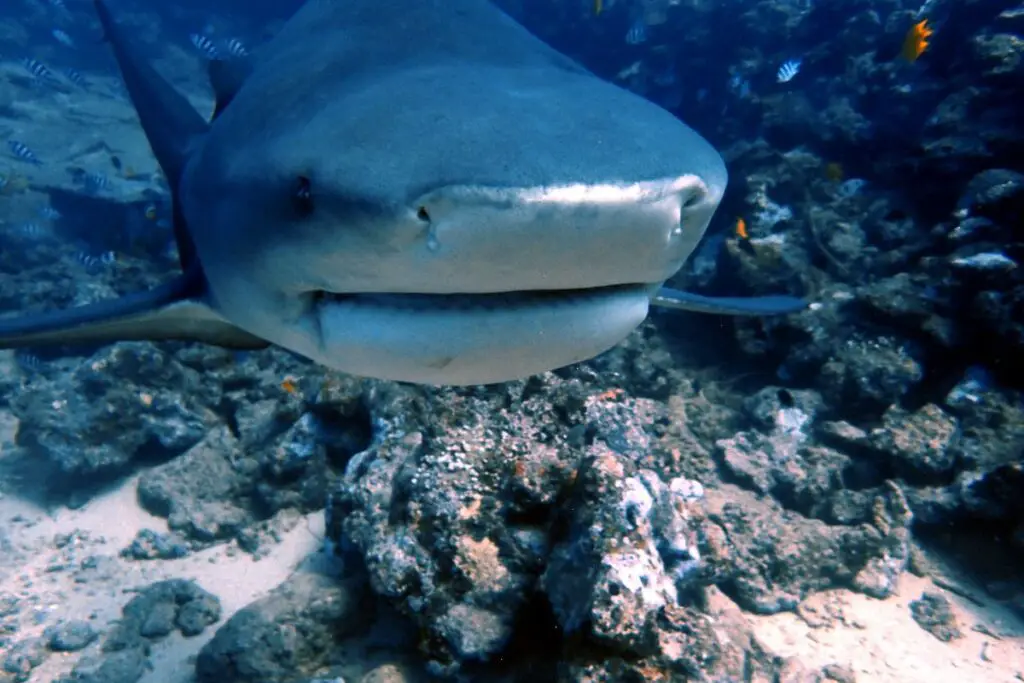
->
[749,571,1024,683]
[0,472,326,683]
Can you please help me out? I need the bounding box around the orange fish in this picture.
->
[594,388,623,401]
[735,217,748,240]
[281,376,299,395]
[901,19,933,62]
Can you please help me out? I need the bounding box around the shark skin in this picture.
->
[0,0,806,386]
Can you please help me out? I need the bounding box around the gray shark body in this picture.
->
[0,0,805,385]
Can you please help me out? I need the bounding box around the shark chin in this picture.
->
[310,285,651,385]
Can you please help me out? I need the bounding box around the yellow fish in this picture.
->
[735,217,748,240]
[901,19,933,62]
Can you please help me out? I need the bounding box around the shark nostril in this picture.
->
[674,183,711,237]
[681,187,706,209]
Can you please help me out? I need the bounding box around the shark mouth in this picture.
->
[311,283,649,312]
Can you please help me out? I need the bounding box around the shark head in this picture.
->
[182,0,727,385]
[0,0,804,385]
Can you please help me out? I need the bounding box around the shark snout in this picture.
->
[373,174,721,295]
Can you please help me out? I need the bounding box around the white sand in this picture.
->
[744,561,1024,682]
[0,468,326,683]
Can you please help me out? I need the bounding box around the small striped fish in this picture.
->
[85,173,113,193]
[39,205,62,221]
[22,57,56,83]
[15,222,45,238]
[8,140,42,165]
[14,351,43,373]
[190,34,219,59]
[225,38,248,57]
[625,18,647,45]
[64,67,89,88]
[777,59,802,83]
[76,250,117,270]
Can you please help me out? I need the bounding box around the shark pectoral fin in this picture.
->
[0,276,269,350]
[208,58,253,119]
[652,287,809,316]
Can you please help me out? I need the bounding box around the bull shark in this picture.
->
[0,0,806,386]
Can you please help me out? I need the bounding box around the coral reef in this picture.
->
[0,0,1022,681]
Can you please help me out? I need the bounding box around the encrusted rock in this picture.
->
[544,447,708,654]
[869,403,959,481]
[909,591,962,642]
[196,574,368,683]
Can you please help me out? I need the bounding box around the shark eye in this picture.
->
[292,175,314,216]
[416,206,431,222]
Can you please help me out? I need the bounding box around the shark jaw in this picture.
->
[306,284,652,386]
[225,176,721,386]
[185,173,721,386]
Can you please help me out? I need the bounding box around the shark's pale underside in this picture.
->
[0,0,807,385]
